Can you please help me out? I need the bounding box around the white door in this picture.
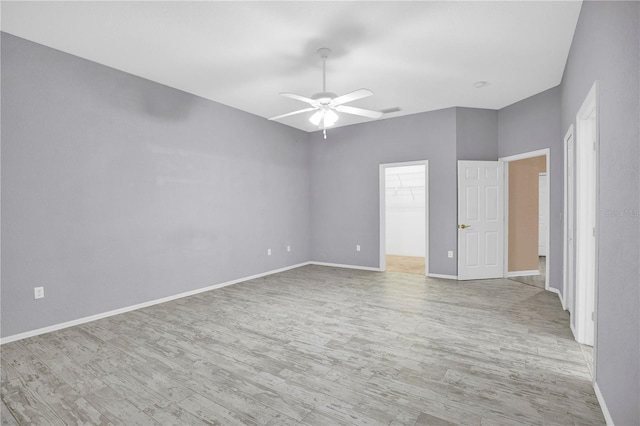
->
[538,173,548,256]
[457,161,505,280]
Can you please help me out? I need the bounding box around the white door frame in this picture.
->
[499,149,551,291]
[574,81,599,351]
[563,125,575,313]
[379,160,429,275]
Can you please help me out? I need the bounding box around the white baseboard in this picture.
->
[428,273,458,280]
[593,381,615,426]
[308,261,382,272]
[0,262,311,345]
[570,321,577,340]
[506,269,540,277]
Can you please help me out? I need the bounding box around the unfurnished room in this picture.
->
[1,1,639,425]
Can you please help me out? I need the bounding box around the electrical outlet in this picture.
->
[448,251,454,258]
[287,245,291,252]
[356,245,361,252]
[34,287,44,299]
[267,248,272,256]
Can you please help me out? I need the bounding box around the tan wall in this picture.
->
[508,156,546,272]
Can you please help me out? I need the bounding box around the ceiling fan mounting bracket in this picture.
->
[317,47,331,59]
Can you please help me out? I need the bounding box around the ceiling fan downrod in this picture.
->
[318,47,331,93]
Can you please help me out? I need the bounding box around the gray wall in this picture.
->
[309,109,459,276]
[497,87,562,292]
[456,107,498,161]
[308,107,502,277]
[560,2,640,424]
[1,33,311,338]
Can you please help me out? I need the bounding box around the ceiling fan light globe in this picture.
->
[309,110,323,126]
[324,109,339,127]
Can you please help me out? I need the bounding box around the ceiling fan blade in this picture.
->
[335,105,383,119]
[269,107,317,121]
[280,92,317,105]
[332,88,373,105]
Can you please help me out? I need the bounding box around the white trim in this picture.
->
[309,262,382,272]
[0,262,311,345]
[380,165,386,272]
[503,160,510,279]
[499,149,549,163]
[564,124,575,314]
[499,148,551,292]
[427,273,458,280]
[505,270,540,277]
[379,160,429,276]
[570,322,577,340]
[593,381,614,426]
[574,81,598,348]
[547,286,566,310]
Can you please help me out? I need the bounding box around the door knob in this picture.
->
[458,224,471,229]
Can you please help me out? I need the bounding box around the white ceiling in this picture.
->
[1,1,582,132]
[386,165,426,203]
[386,165,425,189]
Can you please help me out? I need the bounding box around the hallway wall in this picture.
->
[559,2,640,424]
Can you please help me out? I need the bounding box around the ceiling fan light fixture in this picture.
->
[309,110,324,126]
[309,108,339,127]
[323,109,339,127]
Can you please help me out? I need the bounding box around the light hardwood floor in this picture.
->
[385,255,425,275]
[1,265,604,425]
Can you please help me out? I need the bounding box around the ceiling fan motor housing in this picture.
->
[311,91,337,105]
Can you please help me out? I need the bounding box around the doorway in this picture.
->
[379,161,428,275]
[508,155,547,288]
[500,149,550,291]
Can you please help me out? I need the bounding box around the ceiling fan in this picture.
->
[269,47,383,138]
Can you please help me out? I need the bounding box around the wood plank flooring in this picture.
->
[385,256,425,275]
[1,265,604,425]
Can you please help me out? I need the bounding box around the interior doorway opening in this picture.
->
[508,155,548,289]
[379,161,428,275]
[499,149,550,291]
